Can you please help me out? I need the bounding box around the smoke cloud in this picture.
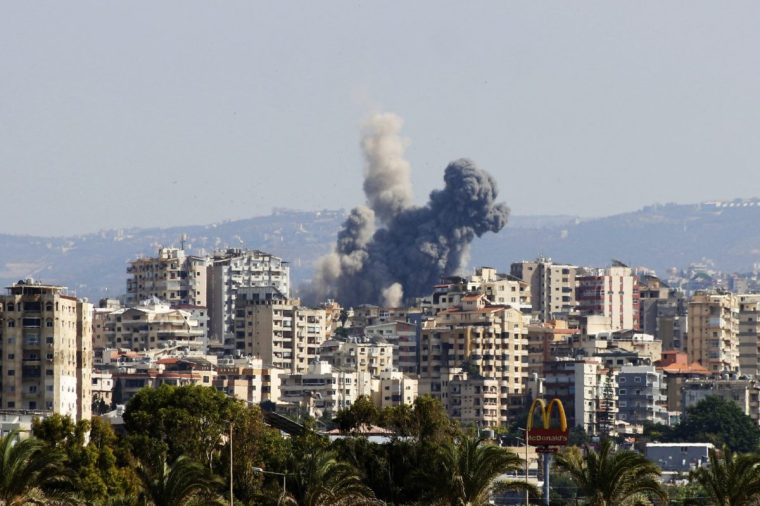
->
[308,112,509,307]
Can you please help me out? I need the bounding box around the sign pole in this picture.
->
[542,453,551,505]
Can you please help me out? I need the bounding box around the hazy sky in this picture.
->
[2,1,760,236]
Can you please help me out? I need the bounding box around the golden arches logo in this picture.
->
[527,398,569,447]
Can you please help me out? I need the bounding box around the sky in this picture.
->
[2,1,760,236]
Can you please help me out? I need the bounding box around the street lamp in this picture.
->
[253,467,288,505]
[517,427,529,506]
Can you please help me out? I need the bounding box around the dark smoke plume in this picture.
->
[310,113,509,307]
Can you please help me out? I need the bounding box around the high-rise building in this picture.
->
[418,293,528,426]
[510,258,577,321]
[126,248,210,307]
[207,249,290,346]
[738,294,760,376]
[577,264,640,331]
[233,287,328,373]
[687,292,739,373]
[0,280,93,421]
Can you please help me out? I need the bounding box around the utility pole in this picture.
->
[229,422,234,506]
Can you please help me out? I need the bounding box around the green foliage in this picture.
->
[123,384,241,466]
[429,435,536,506]
[0,429,75,505]
[135,454,224,506]
[554,440,667,506]
[688,447,760,506]
[669,396,760,452]
[334,395,380,433]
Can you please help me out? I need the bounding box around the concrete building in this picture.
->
[738,294,760,377]
[617,365,667,425]
[577,264,640,331]
[510,258,578,321]
[0,280,93,421]
[655,351,710,412]
[207,248,290,344]
[126,247,210,307]
[91,370,114,411]
[468,267,531,313]
[646,443,713,477]
[318,338,394,377]
[526,321,579,378]
[681,378,760,425]
[93,298,206,352]
[214,356,283,405]
[233,287,328,373]
[448,372,504,428]
[376,370,418,409]
[687,292,740,373]
[278,361,370,419]
[419,294,528,425]
[364,320,419,375]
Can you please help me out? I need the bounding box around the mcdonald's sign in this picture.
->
[526,398,569,447]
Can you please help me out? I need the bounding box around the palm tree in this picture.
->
[432,434,536,506]
[135,455,224,506]
[284,448,382,506]
[688,447,760,505]
[554,439,667,506]
[0,429,75,505]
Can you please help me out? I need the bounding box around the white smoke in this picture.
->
[381,282,404,308]
[361,113,413,224]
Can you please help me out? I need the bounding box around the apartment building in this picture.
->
[93,298,206,352]
[278,361,371,419]
[681,378,760,425]
[448,372,504,428]
[617,365,667,425]
[526,320,579,378]
[214,356,283,405]
[738,294,760,376]
[233,287,328,373]
[0,280,93,421]
[419,294,528,424]
[687,292,740,373]
[510,257,578,322]
[364,321,419,374]
[577,264,640,331]
[376,370,418,409]
[126,248,210,307]
[207,248,290,344]
[468,267,531,313]
[317,338,394,377]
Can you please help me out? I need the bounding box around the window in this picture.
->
[619,377,626,383]
[634,377,642,383]
[7,370,14,376]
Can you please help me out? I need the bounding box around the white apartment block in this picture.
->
[207,248,290,346]
[127,248,210,307]
[318,338,394,377]
[376,370,418,409]
[577,265,640,331]
[0,280,93,421]
[278,361,370,419]
[93,298,206,352]
[234,287,328,373]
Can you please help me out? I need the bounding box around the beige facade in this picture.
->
[419,294,528,426]
[687,292,740,373]
[127,248,210,307]
[738,294,760,377]
[376,370,418,409]
[234,287,328,373]
[577,265,640,331]
[510,258,577,321]
[364,321,418,375]
[93,299,206,352]
[468,267,531,312]
[214,356,283,405]
[0,280,93,421]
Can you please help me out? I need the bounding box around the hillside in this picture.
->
[1,199,759,301]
